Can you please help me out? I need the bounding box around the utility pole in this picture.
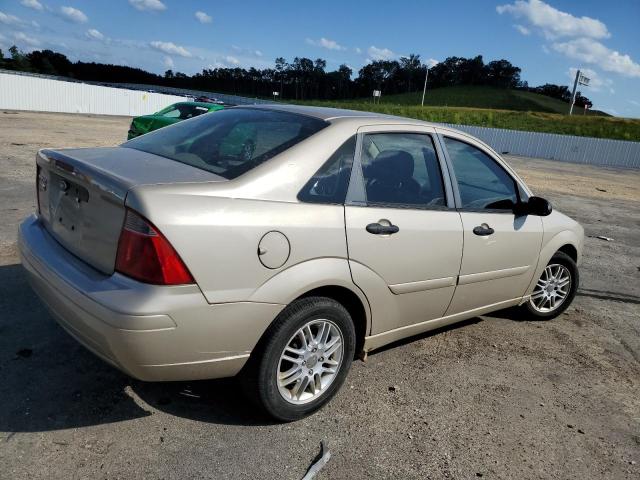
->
[421,67,429,107]
[569,69,580,115]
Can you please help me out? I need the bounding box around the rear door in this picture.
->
[438,131,543,314]
[344,125,463,332]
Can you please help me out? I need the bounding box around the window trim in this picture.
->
[345,129,456,211]
[437,131,530,213]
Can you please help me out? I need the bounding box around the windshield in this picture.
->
[125,108,327,179]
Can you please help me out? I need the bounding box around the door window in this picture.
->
[360,133,446,207]
[298,136,356,204]
[444,137,518,210]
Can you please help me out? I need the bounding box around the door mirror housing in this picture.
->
[514,196,552,216]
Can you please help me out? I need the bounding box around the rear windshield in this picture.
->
[124,108,327,179]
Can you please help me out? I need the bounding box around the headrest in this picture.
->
[369,150,414,181]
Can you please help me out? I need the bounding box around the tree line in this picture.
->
[0,46,592,108]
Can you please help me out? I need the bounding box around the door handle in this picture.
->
[473,223,494,236]
[366,222,399,235]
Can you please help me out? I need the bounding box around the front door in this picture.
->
[344,128,463,333]
[440,134,543,315]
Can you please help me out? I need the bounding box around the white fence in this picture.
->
[441,123,640,169]
[0,71,186,117]
[1,70,638,168]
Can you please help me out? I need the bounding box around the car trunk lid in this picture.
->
[36,146,223,274]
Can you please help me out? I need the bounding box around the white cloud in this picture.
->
[14,31,40,47]
[0,11,22,25]
[231,45,264,58]
[368,45,395,61]
[355,47,362,54]
[208,55,242,69]
[514,24,530,35]
[195,11,212,24]
[306,37,346,51]
[150,40,192,57]
[85,29,104,41]
[0,10,41,30]
[60,6,88,23]
[426,58,439,68]
[20,0,44,11]
[497,0,609,39]
[630,100,640,107]
[163,56,174,68]
[129,0,166,12]
[553,38,640,78]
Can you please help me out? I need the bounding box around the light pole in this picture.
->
[569,69,590,115]
[421,67,429,107]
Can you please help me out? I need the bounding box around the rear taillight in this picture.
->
[115,209,195,285]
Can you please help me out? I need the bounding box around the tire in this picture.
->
[523,251,579,320]
[242,296,356,422]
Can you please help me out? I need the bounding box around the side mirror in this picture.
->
[514,196,552,216]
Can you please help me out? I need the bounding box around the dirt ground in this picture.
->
[0,111,639,479]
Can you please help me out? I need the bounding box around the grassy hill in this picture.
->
[369,86,609,116]
[295,86,640,141]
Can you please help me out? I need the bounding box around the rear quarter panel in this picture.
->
[126,186,354,304]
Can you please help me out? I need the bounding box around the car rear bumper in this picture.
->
[19,214,284,381]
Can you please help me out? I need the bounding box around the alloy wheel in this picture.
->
[277,319,344,405]
[529,263,572,313]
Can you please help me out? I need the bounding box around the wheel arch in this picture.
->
[296,285,368,356]
[557,243,578,263]
[248,258,372,355]
[524,230,581,299]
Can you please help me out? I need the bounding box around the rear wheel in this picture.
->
[246,297,355,421]
[524,251,579,320]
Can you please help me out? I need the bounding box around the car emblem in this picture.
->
[59,179,70,192]
[38,174,47,191]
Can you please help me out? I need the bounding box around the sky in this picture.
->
[1,0,639,117]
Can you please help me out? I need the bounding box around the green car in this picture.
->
[127,101,225,139]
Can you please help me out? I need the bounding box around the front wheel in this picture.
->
[523,251,579,320]
[245,297,356,421]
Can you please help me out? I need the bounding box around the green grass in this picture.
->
[370,86,608,116]
[294,87,640,141]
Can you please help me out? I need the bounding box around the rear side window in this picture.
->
[298,136,356,204]
[125,108,327,180]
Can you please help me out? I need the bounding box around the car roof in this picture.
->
[235,103,436,125]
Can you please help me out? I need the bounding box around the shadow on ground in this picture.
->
[0,263,276,434]
[0,262,533,434]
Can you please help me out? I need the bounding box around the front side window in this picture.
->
[444,137,518,210]
[360,133,446,207]
[125,108,327,179]
[298,136,356,204]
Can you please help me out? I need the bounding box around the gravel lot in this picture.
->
[1,111,639,479]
